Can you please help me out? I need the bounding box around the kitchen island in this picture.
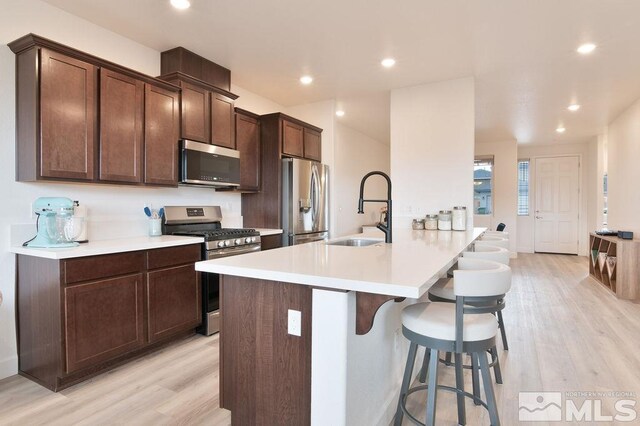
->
[196,227,485,426]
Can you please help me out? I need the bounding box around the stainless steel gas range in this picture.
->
[162,205,261,335]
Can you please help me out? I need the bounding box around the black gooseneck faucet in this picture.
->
[357,171,392,243]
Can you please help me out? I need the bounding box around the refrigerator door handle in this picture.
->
[311,164,320,227]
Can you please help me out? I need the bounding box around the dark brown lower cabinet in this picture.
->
[147,265,200,343]
[16,244,201,391]
[64,273,145,373]
[260,233,283,250]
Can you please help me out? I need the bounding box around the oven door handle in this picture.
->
[206,244,261,259]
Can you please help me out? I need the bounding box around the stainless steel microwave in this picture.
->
[180,140,241,188]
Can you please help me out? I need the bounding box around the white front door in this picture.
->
[534,156,580,254]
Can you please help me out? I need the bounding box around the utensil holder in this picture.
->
[149,218,162,237]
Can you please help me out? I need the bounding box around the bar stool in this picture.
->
[395,258,510,426]
[425,246,511,401]
[475,237,509,250]
[483,230,509,239]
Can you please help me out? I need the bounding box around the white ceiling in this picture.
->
[43,0,640,145]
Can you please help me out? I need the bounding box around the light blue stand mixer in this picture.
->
[26,197,82,248]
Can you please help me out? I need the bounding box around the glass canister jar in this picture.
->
[425,214,439,230]
[452,206,467,231]
[438,210,452,231]
[412,218,425,230]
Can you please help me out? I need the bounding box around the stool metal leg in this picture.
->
[394,342,418,426]
[445,352,452,365]
[497,310,508,350]
[471,353,481,405]
[425,348,439,426]
[477,351,501,426]
[490,346,503,384]
[418,347,430,383]
[454,352,466,425]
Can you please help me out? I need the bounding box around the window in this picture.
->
[517,159,530,216]
[474,156,493,215]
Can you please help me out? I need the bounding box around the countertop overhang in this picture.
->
[196,227,485,298]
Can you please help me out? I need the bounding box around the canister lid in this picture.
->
[439,210,452,214]
[425,214,439,218]
[453,206,466,210]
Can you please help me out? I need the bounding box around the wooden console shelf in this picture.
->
[589,233,640,300]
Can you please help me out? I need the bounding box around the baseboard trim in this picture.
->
[0,355,18,381]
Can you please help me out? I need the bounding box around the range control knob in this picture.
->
[224,240,231,247]
[235,238,242,245]
[217,241,225,248]
[245,237,252,243]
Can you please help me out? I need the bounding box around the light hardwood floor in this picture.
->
[1,253,639,425]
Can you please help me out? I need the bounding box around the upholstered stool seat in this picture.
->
[403,302,498,342]
[427,278,454,301]
[475,236,509,250]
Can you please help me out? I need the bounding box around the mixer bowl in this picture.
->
[46,214,84,244]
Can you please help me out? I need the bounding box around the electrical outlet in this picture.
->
[288,309,301,336]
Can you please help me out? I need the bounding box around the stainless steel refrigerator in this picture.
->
[282,158,329,245]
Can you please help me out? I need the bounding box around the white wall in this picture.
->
[390,77,475,229]
[334,124,390,237]
[606,98,640,235]
[474,140,518,254]
[0,0,285,380]
[516,142,595,255]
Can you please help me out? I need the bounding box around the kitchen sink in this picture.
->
[326,238,383,247]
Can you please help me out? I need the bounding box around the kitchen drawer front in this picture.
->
[147,244,201,270]
[261,234,283,251]
[64,251,145,284]
[147,265,201,343]
[64,273,145,374]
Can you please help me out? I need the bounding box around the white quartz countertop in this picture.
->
[9,235,204,260]
[255,228,283,236]
[196,228,485,298]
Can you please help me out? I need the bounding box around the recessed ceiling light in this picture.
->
[170,0,190,10]
[577,43,596,54]
[335,110,345,117]
[568,104,581,112]
[381,58,396,68]
[300,75,313,85]
[556,127,566,133]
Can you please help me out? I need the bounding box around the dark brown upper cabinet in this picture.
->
[211,93,235,149]
[241,113,322,229]
[161,46,231,91]
[99,69,144,183]
[282,120,304,158]
[159,72,238,149]
[234,108,261,192]
[180,81,211,142]
[9,34,181,187]
[280,116,322,162]
[144,84,180,186]
[28,48,98,181]
[303,128,322,161]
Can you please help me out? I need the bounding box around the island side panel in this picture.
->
[220,275,312,425]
